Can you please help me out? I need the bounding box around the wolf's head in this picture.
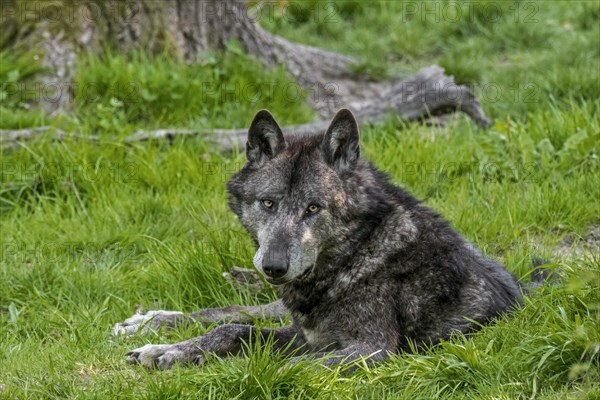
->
[227,109,382,285]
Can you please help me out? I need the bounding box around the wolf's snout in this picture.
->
[262,263,288,279]
[262,242,289,280]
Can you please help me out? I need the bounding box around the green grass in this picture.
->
[68,49,314,135]
[1,1,599,399]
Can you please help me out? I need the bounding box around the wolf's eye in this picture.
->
[306,204,320,214]
[261,199,274,209]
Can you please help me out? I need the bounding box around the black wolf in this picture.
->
[120,109,523,370]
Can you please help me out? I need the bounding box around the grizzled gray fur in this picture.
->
[122,109,523,370]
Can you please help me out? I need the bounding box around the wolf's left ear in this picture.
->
[322,109,360,171]
[247,110,286,165]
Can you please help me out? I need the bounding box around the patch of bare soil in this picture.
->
[552,224,600,260]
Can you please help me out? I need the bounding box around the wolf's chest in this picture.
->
[300,326,338,350]
[291,307,344,350]
[281,285,348,349]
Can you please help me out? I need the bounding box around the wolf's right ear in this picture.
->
[246,110,285,164]
[246,110,286,165]
[322,109,360,171]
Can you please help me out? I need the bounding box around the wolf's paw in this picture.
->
[126,344,204,370]
[112,310,186,338]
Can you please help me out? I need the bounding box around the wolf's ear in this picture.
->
[246,110,286,165]
[322,109,360,171]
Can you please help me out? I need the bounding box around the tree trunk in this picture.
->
[1,0,490,136]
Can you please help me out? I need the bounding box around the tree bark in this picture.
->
[122,64,490,147]
[1,0,490,136]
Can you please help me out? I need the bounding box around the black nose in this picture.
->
[263,264,288,279]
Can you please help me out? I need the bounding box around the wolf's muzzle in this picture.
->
[262,242,289,279]
[262,263,288,280]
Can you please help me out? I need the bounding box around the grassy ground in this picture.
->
[1,1,599,399]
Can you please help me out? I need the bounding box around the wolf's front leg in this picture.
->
[112,300,288,337]
[126,324,304,370]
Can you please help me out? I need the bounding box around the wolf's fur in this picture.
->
[124,109,522,370]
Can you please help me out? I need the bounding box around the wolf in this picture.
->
[119,109,523,370]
